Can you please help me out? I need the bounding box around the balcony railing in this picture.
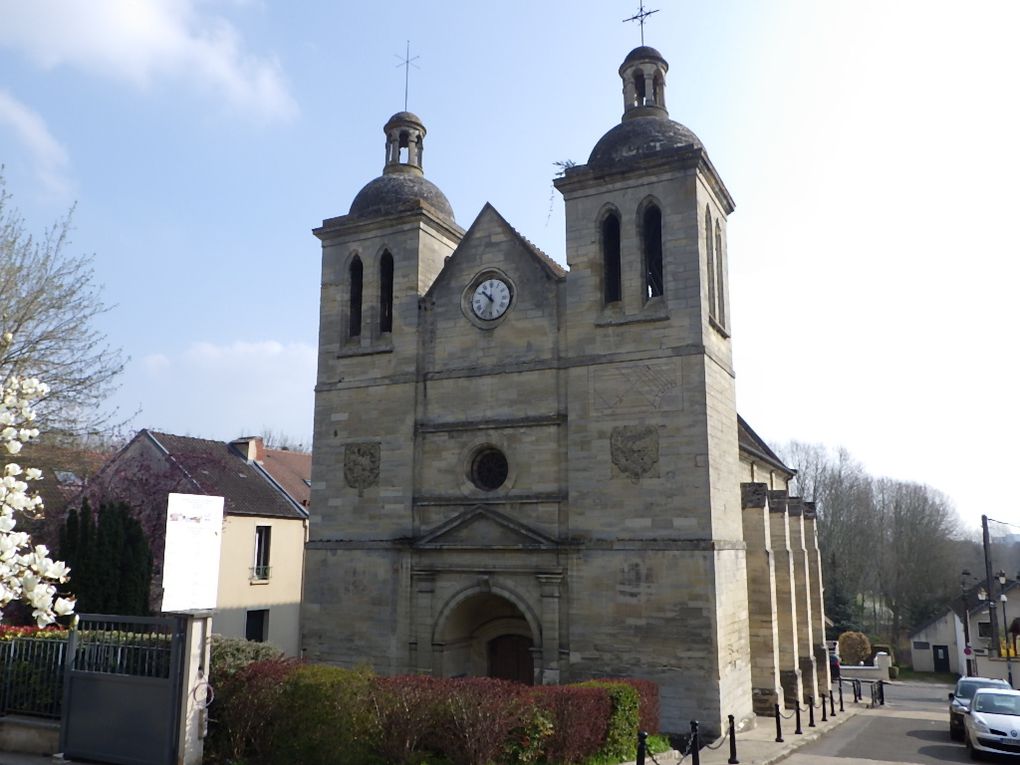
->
[250,565,271,582]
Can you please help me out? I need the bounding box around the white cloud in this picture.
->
[0,89,70,195]
[0,0,297,122]
[122,339,315,443]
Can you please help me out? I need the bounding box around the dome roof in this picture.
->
[621,46,667,69]
[385,111,425,131]
[349,172,455,221]
[587,115,702,171]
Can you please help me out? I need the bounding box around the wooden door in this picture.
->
[487,635,534,685]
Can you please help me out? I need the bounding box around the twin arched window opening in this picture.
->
[600,203,663,305]
[348,251,394,338]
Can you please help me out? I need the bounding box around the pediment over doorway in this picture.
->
[414,506,558,549]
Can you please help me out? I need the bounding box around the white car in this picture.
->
[965,687,1020,760]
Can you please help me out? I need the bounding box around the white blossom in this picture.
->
[0,344,74,626]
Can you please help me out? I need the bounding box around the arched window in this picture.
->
[379,251,394,333]
[653,73,664,108]
[633,71,646,106]
[349,256,363,338]
[602,212,622,304]
[643,204,663,299]
[715,221,726,326]
[705,206,717,319]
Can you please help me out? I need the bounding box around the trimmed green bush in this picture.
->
[607,678,660,735]
[267,664,376,765]
[578,681,641,762]
[209,634,283,680]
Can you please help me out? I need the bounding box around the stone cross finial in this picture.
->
[394,40,420,112]
[623,1,659,45]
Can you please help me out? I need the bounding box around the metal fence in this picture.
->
[71,618,175,678]
[0,637,67,718]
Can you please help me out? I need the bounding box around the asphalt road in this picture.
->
[785,681,990,765]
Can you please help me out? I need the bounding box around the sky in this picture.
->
[0,0,1018,536]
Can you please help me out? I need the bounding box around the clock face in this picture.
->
[471,278,512,321]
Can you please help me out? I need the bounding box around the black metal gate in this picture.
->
[60,614,187,765]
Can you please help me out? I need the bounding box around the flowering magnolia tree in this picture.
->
[0,332,75,625]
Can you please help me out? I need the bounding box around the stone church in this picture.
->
[302,45,830,734]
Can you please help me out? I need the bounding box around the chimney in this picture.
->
[231,436,265,464]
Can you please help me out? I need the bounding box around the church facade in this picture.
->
[302,45,829,734]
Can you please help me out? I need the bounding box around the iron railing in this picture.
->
[250,565,272,581]
[0,637,67,718]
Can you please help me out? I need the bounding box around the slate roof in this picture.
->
[737,415,795,478]
[587,116,703,171]
[146,431,306,520]
[261,447,311,509]
[349,172,455,221]
[484,203,567,279]
[622,46,667,67]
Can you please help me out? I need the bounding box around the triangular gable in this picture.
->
[415,505,558,549]
[423,202,566,301]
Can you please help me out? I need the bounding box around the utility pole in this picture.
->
[983,515,1002,656]
[962,569,973,676]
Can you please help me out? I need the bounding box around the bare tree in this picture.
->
[0,174,125,437]
[780,439,965,645]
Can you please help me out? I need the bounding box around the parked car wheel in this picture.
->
[967,732,982,761]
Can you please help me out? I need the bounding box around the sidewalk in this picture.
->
[0,701,869,765]
[639,700,867,765]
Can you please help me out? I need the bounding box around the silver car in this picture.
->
[951,677,1011,740]
[965,687,1020,759]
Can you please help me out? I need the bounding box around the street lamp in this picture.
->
[998,569,1014,687]
[961,569,974,676]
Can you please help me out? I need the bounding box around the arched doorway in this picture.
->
[435,590,537,685]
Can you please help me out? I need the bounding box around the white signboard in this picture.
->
[161,493,224,613]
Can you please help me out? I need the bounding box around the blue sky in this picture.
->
[1,1,1018,533]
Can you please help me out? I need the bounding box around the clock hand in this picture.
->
[482,291,494,302]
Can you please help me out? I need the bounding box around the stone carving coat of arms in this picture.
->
[611,425,659,482]
[344,442,380,495]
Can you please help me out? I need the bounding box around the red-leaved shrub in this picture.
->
[368,675,445,765]
[207,657,300,764]
[532,685,612,764]
[430,677,531,765]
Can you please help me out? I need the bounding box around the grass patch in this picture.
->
[896,667,959,684]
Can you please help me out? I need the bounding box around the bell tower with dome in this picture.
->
[307,110,463,542]
[553,44,751,730]
[301,39,823,739]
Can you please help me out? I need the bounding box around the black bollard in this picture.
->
[838,682,844,712]
[774,702,784,743]
[690,720,701,765]
[636,730,647,765]
[795,701,803,735]
[808,696,816,727]
[728,714,739,764]
[821,693,828,722]
[878,679,885,706]
[830,689,836,716]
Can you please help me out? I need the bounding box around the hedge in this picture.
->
[532,685,611,764]
[204,661,661,765]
